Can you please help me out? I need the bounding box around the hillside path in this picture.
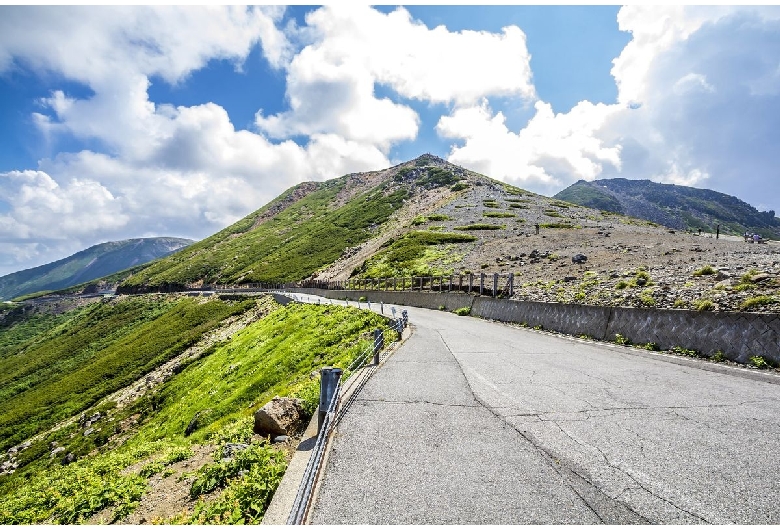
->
[300,295,780,524]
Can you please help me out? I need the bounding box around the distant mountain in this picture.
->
[0,237,194,300]
[554,178,780,238]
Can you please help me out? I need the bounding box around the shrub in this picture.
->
[453,307,471,316]
[450,182,468,192]
[615,280,629,290]
[694,299,715,311]
[614,334,630,345]
[712,350,726,362]
[673,299,687,308]
[483,211,516,218]
[749,356,770,369]
[740,295,774,311]
[693,265,717,277]
[358,296,367,302]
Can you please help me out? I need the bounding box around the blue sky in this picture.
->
[1,5,780,277]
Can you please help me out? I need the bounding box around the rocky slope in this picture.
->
[554,178,780,238]
[64,154,776,314]
[0,237,194,300]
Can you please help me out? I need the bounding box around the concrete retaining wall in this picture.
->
[290,288,780,365]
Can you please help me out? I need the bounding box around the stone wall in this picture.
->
[290,288,780,364]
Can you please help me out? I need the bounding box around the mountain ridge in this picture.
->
[0,237,194,300]
[554,178,780,238]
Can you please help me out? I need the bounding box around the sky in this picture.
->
[1,5,780,277]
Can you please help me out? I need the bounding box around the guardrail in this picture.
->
[286,297,408,524]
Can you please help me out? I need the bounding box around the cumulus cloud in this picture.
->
[439,6,780,215]
[438,100,622,195]
[256,5,535,149]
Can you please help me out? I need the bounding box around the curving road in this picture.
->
[296,295,780,524]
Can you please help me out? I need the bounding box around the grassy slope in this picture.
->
[0,298,394,524]
[0,295,254,452]
[122,179,409,288]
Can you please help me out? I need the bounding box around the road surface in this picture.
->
[295,295,780,524]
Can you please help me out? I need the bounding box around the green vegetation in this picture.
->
[671,346,700,357]
[693,265,717,276]
[451,182,469,192]
[614,334,631,345]
[712,350,726,362]
[0,297,393,524]
[749,356,772,369]
[356,231,476,278]
[454,224,504,231]
[740,295,774,311]
[554,182,624,214]
[483,211,516,218]
[508,203,528,209]
[122,179,409,287]
[694,299,715,311]
[639,289,656,306]
[427,214,451,221]
[0,295,254,452]
[543,210,564,218]
[453,307,471,316]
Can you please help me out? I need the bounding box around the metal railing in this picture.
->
[205,272,516,298]
[287,298,408,525]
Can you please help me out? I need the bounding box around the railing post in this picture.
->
[509,273,514,297]
[480,273,484,295]
[402,310,408,329]
[469,273,473,294]
[458,275,463,293]
[449,275,453,292]
[373,328,384,365]
[380,301,384,314]
[493,273,498,297]
[318,367,342,434]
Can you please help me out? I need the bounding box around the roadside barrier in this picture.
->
[287,296,408,524]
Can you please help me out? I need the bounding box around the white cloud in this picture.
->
[256,5,535,149]
[438,100,621,194]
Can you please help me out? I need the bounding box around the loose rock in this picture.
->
[253,396,307,436]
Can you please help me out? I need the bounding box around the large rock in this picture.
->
[253,397,307,436]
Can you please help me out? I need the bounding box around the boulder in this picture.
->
[253,397,307,436]
[572,254,588,264]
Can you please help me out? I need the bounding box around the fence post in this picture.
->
[393,277,397,291]
[318,367,342,434]
[458,275,463,293]
[373,328,384,364]
[449,275,453,292]
[380,301,384,314]
[493,273,498,297]
[480,273,484,295]
[509,273,514,297]
[402,310,408,328]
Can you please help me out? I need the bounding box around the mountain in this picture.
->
[0,237,194,300]
[114,155,779,314]
[553,178,780,238]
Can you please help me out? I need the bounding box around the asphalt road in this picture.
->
[299,295,780,524]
